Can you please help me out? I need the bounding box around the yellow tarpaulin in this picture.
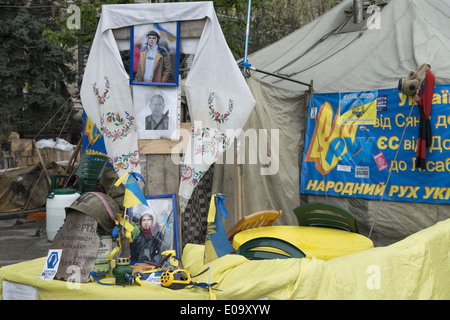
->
[1,218,450,299]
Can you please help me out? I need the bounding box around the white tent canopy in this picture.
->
[214,0,450,246]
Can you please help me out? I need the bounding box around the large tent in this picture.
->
[3,0,450,300]
[214,0,450,246]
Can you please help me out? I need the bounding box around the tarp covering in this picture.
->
[213,0,450,246]
[1,218,449,299]
[0,163,65,213]
[0,164,124,215]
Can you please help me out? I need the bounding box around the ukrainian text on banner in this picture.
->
[82,111,110,164]
[300,85,450,204]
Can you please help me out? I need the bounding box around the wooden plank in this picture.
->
[138,122,191,155]
[10,139,32,152]
[180,19,206,38]
[32,139,51,185]
[112,27,130,41]
[51,211,100,283]
[112,19,206,41]
[145,154,180,195]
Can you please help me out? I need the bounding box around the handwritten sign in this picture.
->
[50,210,100,283]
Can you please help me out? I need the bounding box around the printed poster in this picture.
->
[300,85,450,204]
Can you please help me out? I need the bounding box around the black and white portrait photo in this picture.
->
[133,85,180,140]
[145,93,169,130]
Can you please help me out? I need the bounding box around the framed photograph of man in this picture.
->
[133,85,180,140]
[130,22,180,86]
[129,193,179,264]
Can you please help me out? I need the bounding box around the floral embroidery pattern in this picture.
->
[113,150,140,172]
[208,92,234,123]
[181,163,206,187]
[92,76,110,104]
[100,111,135,142]
[192,127,232,162]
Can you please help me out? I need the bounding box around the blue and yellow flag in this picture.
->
[338,90,378,125]
[204,193,234,264]
[114,172,148,208]
[153,23,177,43]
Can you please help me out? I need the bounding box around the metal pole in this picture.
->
[353,0,364,24]
[243,0,252,74]
[239,64,312,88]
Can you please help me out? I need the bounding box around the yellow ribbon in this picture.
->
[107,214,135,260]
[116,213,135,243]
[209,287,217,300]
[107,246,120,260]
[161,250,179,267]
[114,171,130,187]
[207,193,227,227]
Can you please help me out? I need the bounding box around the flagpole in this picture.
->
[243,0,252,74]
[237,0,251,219]
[236,137,242,221]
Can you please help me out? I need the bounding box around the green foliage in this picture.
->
[44,0,134,49]
[0,7,76,138]
[211,0,266,59]
[43,0,343,61]
[44,0,265,58]
[214,0,343,59]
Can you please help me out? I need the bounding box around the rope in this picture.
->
[309,93,328,201]
[309,93,416,239]
[21,96,73,152]
[368,102,416,239]
[266,12,354,81]
[57,107,74,140]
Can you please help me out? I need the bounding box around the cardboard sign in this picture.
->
[50,211,100,283]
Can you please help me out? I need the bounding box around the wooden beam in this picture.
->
[32,139,51,186]
[180,19,206,38]
[138,122,190,155]
[112,19,206,41]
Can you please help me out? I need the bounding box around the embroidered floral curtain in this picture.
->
[80,2,255,211]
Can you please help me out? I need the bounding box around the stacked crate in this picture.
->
[0,139,74,170]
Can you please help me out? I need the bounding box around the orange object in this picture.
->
[26,212,46,221]
[226,210,282,242]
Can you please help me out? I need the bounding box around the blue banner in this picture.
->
[300,85,450,204]
[82,111,110,165]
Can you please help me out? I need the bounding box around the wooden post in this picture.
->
[32,139,51,186]
[236,138,243,220]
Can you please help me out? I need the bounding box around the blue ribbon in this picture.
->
[215,193,228,219]
[129,172,146,185]
[89,271,114,286]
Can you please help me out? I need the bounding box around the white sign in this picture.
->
[2,281,38,300]
[38,249,62,281]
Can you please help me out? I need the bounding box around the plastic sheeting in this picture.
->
[0,163,65,213]
[0,164,123,214]
[1,218,449,300]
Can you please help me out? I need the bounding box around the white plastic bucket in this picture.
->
[46,189,81,241]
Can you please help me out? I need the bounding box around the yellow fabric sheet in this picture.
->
[1,218,450,299]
